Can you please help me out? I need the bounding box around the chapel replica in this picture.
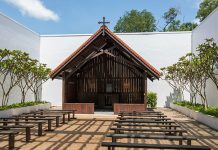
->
[50,18,160,114]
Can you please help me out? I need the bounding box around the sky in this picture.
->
[0,0,202,35]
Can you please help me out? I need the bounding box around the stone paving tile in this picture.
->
[0,108,218,149]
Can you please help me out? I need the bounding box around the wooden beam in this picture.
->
[66,51,98,79]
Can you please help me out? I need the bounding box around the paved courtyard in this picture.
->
[0,108,218,150]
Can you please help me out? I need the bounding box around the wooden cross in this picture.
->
[98,17,110,36]
[98,17,110,26]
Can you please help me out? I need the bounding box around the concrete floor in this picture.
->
[0,108,218,150]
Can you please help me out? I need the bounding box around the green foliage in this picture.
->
[165,20,181,31]
[0,49,51,105]
[196,0,218,22]
[114,9,156,32]
[0,101,48,111]
[162,8,197,31]
[174,101,218,118]
[162,7,180,31]
[162,39,218,110]
[179,22,198,31]
[147,92,157,108]
[114,7,198,33]
[196,38,218,90]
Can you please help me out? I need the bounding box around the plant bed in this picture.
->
[170,102,218,130]
[0,101,51,118]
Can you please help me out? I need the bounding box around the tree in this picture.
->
[162,8,198,31]
[196,0,218,22]
[0,49,51,105]
[162,7,180,31]
[196,39,218,90]
[114,9,156,32]
[161,64,185,101]
[28,62,51,102]
[176,53,198,104]
[17,54,34,103]
[0,50,24,106]
[165,20,181,31]
[191,56,209,109]
[179,22,198,31]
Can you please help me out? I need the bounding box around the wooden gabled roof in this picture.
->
[50,26,160,79]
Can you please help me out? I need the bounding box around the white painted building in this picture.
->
[0,7,217,107]
[192,7,218,106]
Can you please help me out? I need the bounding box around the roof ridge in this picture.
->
[50,26,160,79]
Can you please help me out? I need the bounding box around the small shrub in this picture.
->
[147,92,157,108]
[0,101,48,111]
[174,101,218,118]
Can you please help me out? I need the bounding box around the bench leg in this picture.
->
[9,133,15,149]
[15,118,19,125]
[67,113,71,121]
[63,114,66,124]
[3,119,8,126]
[38,122,43,136]
[56,116,60,127]
[73,111,76,119]
[187,140,191,145]
[108,146,111,150]
[179,132,183,145]
[26,127,31,142]
[48,120,52,131]
[112,137,116,150]
[25,116,28,122]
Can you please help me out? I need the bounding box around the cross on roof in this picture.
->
[98,17,110,26]
[98,17,110,36]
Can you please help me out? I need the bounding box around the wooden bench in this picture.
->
[101,142,211,150]
[118,117,171,121]
[25,111,67,124]
[39,109,77,121]
[119,111,163,115]
[0,120,45,136]
[113,123,180,130]
[20,114,61,127]
[110,127,187,135]
[2,117,54,131]
[120,110,162,113]
[106,133,196,145]
[115,119,176,125]
[119,114,167,118]
[19,117,54,131]
[0,124,34,142]
[0,130,19,149]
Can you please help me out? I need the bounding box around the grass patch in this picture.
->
[174,101,218,118]
[0,101,48,111]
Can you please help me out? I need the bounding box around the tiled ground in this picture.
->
[0,108,218,150]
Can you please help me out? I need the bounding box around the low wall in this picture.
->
[170,103,218,130]
[114,103,146,114]
[0,103,51,118]
[63,103,94,114]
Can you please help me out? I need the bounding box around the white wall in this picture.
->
[192,8,218,106]
[0,12,40,105]
[40,32,191,107]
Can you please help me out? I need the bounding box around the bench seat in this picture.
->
[101,142,211,150]
[106,133,196,145]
